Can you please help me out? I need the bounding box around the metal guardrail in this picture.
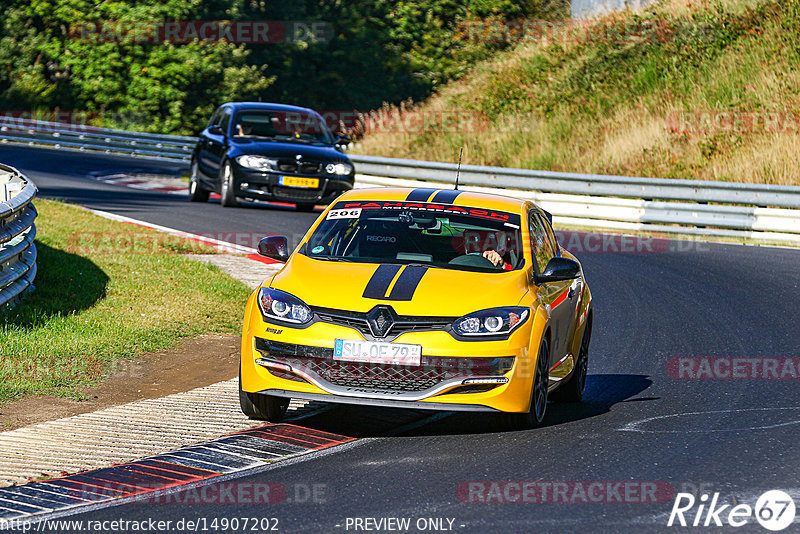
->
[354,175,800,244]
[0,117,195,163]
[349,156,800,244]
[1,118,799,243]
[348,154,800,209]
[0,164,37,310]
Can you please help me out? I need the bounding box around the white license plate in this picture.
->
[333,339,421,366]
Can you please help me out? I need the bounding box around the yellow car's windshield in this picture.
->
[303,200,524,272]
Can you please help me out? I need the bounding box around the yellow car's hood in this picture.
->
[269,253,529,316]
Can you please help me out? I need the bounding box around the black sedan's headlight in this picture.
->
[258,288,312,325]
[452,307,529,337]
[324,162,353,176]
[236,155,278,171]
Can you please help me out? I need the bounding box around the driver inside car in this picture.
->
[465,231,516,270]
[236,121,254,137]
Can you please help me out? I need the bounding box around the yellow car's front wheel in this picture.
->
[239,370,289,421]
[506,335,550,430]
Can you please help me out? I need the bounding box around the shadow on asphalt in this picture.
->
[284,373,654,438]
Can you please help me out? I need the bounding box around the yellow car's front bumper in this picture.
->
[241,292,549,413]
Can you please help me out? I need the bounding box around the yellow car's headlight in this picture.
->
[453,307,529,338]
[258,288,312,325]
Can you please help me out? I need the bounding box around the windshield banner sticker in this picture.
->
[332,201,518,224]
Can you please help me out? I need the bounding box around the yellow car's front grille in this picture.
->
[312,306,455,341]
[255,338,515,394]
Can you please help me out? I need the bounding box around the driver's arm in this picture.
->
[483,250,506,268]
[482,249,504,267]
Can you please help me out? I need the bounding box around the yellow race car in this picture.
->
[240,187,593,428]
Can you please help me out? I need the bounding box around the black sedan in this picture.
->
[189,102,355,211]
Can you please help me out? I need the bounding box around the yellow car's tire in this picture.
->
[238,372,289,421]
[505,335,550,430]
[552,317,592,403]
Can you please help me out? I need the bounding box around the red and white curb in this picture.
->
[88,173,190,197]
[0,423,353,520]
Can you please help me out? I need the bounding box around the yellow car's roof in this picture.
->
[338,187,527,214]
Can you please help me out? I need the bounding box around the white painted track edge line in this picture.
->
[81,206,257,254]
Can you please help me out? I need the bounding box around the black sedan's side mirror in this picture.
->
[208,125,224,136]
[536,257,580,284]
[258,236,290,262]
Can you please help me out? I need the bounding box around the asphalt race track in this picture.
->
[3,144,800,532]
[0,145,318,244]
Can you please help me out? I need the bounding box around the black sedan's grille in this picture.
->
[277,160,323,175]
[255,338,514,394]
[272,186,321,200]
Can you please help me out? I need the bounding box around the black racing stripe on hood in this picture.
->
[362,264,403,300]
[386,265,428,301]
[430,190,462,204]
[405,188,437,201]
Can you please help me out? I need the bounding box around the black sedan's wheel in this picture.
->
[506,336,550,430]
[296,203,316,212]
[188,160,210,202]
[239,372,289,421]
[552,316,592,403]
[219,161,239,207]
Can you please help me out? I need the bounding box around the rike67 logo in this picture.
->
[668,490,796,531]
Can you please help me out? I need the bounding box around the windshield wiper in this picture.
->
[281,137,327,145]
[310,255,355,262]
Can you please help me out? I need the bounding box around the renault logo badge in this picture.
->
[366,306,395,338]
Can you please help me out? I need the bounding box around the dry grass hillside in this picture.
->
[354,0,800,185]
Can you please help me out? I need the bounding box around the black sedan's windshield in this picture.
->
[233,110,334,145]
[304,201,524,272]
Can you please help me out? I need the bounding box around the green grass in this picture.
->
[356,0,800,185]
[0,200,251,403]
